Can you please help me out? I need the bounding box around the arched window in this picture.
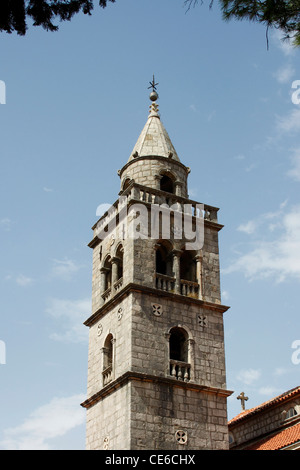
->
[180,251,196,282]
[160,174,174,194]
[169,327,189,362]
[103,256,112,291]
[115,244,124,281]
[155,242,173,276]
[122,178,131,191]
[102,333,114,386]
[169,327,191,382]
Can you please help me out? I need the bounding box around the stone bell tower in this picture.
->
[81,80,232,450]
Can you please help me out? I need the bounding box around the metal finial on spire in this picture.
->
[148,74,159,102]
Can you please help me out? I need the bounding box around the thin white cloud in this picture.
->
[287,147,300,182]
[237,220,257,235]
[274,64,295,84]
[0,394,85,450]
[50,258,81,281]
[16,274,34,287]
[276,108,300,134]
[258,386,281,397]
[46,297,90,344]
[224,203,300,282]
[237,368,261,386]
[0,218,12,231]
[43,187,54,192]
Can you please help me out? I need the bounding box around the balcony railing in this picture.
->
[155,273,200,299]
[93,182,219,239]
[102,365,113,386]
[180,279,199,298]
[170,359,191,382]
[155,273,175,292]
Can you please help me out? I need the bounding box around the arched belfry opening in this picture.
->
[122,177,132,191]
[115,244,124,281]
[155,242,173,276]
[169,327,189,362]
[160,174,174,194]
[180,251,197,282]
[169,326,191,382]
[102,333,114,386]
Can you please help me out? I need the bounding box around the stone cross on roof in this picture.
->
[237,392,249,411]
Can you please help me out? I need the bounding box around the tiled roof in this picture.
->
[245,421,300,450]
[228,386,300,425]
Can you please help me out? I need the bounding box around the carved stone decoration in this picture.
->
[117,307,123,321]
[175,430,187,445]
[103,436,109,450]
[152,303,162,316]
[97,323,103,337]
[197,315,207,327]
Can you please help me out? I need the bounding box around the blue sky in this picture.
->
[0,0,300,450]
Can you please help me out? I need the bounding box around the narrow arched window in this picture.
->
[115,244,124,281]
[169,327,188,362]
[169,327,191,382]
[160,175,174,194]
[102,334,114,386]
[180,251,196,282]
[155,242,172,276]
[122,178,131,191]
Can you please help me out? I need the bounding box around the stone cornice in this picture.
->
[84,282,230,327]
[80,370,233,409]
[119,155,189,177]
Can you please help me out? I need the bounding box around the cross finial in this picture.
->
[148,74,159,92]
[148,74,159,103]
[237,392,248,411]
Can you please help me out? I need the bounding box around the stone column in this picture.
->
[172,250,182,295]
[111,257,120,289]
[174,181,182,197]
[187,338,195,381]
[100,267,109,303]
[111,337,116,381]
[195,252,203,300]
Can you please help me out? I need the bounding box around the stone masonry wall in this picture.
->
[130,380,229,450]
[130,291,227,390]
[85,382,131,450]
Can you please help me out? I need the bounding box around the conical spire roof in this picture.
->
[128,89,180,163]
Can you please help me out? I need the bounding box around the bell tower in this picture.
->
[81,80,232,450]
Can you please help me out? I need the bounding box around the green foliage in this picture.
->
[221,0,300,45]
[185,0,300,46]
[0,0,115,35]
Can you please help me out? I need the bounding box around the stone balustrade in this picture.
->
[102,365,113,386]
[155,273,175,292]
[94,182,219,238]
[180,279,199,298]
[169,359,191,382]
